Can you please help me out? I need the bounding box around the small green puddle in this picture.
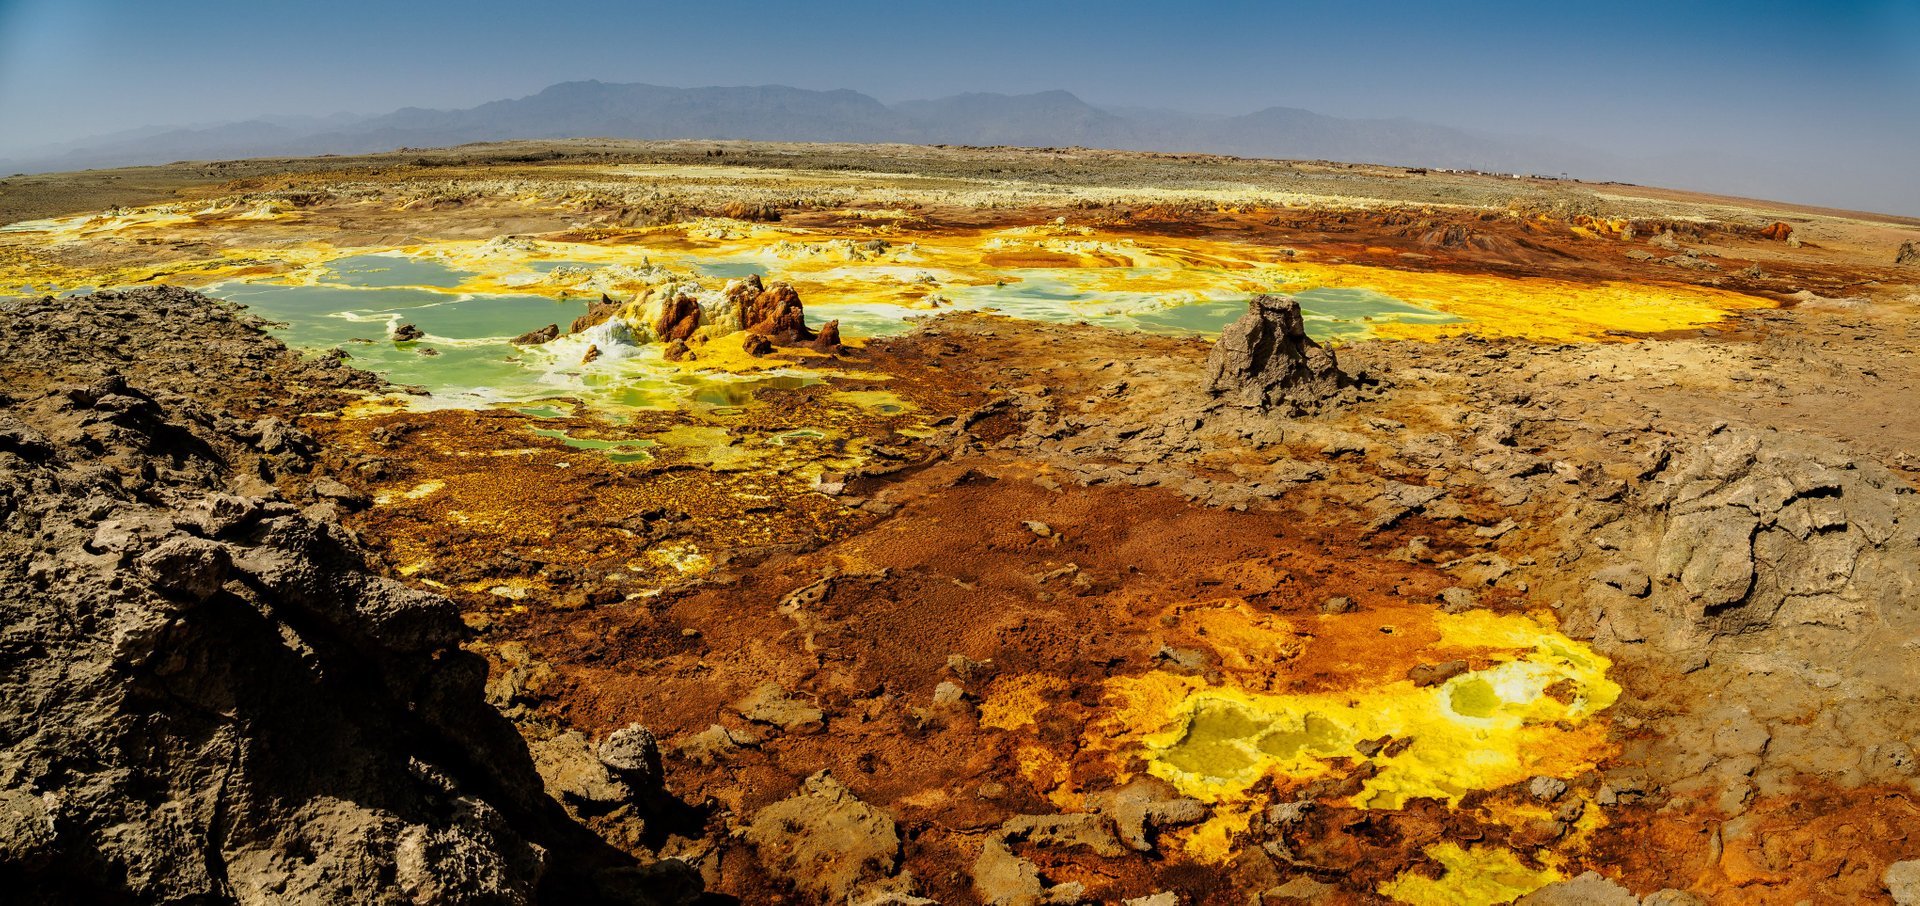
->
[1447,677,1502,719]
[768,429,828,446]
[1161,701,1351,778]
[679,373,819,409]
[531,427,657,462]
[830,389,914,414]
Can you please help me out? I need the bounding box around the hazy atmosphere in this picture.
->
[2,0,1916,213]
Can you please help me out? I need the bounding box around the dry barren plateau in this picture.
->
[5,139,1920,906]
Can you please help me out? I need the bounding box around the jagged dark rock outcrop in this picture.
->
[1898,240,1919,266]
[1203,294,1346,415]
[0,287,700,905]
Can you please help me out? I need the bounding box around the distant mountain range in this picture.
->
[0,81,1849,211]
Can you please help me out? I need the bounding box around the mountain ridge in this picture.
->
[0,80,1844,212]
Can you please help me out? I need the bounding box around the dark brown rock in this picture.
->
[741,333,773,356]
[808,319,844,353]
[391,323,424,342]
[512,323,559,346]
[1898,241,1919,266]
[652,293,702,342]
[1408,660,1470,687]
[137,535,232,601]
[745,281,814,343]
[570,293,620,334]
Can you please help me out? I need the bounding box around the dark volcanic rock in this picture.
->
[1204,294,1346,414]
[0,287,699,905]
[1899,241,1919,266]
[391,322,425,342]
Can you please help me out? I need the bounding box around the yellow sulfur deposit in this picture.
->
[1278,262,1769,343]
[1379,843,1565,906]
[1096,609,1619,875]
[2,198,1767,346]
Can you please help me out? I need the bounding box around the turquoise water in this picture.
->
[936,276,1455,341]
[214,280,590,405]
[809,275,1457,343]
[214,253,1455,419]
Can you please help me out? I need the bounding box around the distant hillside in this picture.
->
[27,80,1812,207]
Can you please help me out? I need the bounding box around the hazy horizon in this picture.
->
[2,0,1916,214]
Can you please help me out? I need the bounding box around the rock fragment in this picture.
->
[1408,660,1469,687]
[570,293,620,333]
[597,724,664,789]
[1514,871,1638,905]
[510,323,559,345]
[1088,776,1208,852]
[1889,861,1920,906]
[744,772,913,903]
[734,682,825,734]
[137,535,232,601]
[532,731,632,812]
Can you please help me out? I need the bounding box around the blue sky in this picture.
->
[1,0,1915,211]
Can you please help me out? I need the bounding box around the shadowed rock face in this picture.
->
[1204,294,1346,415]
[0,287,699,906]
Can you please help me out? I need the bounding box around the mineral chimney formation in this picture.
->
[1204,294,1346,414]
[1898,240,1919,266]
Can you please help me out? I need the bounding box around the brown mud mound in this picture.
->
[0,288,702,905]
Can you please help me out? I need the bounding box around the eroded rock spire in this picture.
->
[1204,294,1347,415]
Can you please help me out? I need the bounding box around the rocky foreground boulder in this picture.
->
[0,288,700,904]
[1203,294,1346,415]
